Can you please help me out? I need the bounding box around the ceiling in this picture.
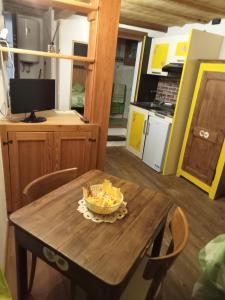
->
[4,0,225,32]
[120,0,225,32]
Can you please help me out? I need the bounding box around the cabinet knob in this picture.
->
[89,138,96,142]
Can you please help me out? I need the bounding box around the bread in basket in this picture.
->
[83,179,123,215]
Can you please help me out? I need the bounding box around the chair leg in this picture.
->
[70,282,77,300]
[145,277,162,300]
[28,254,37,293]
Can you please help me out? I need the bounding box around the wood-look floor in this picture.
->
[6,147,225,300]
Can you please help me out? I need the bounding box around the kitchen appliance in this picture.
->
[143,115,171,172]
[162,63,183,73]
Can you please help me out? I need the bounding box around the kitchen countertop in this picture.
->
[131,102,174,122]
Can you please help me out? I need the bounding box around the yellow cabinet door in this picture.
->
[127,105,148,158]
[175,41,188,58]
[151,43,169,70]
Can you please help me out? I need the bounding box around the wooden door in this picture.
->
[53,131,98,175]
[8,132,53,210]
[182,71,225,185]
[127,105,149,158]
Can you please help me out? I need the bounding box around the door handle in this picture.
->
[143,120,147,134]
[199,130,209,139]
[204,131,209,139]
[199,130,204,137]
[146,121,150,135]
[151,71,161,75]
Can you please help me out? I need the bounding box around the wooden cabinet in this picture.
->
[54,131,97,175]
[177,62,225,199]
[126,105,148,158]
[8,132,53,210]
[0,113,99,212]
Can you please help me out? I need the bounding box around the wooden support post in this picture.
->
[85,0,121,169]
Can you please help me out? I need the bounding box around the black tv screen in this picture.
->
[10,79,55,114]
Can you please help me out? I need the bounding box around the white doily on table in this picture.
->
[77,199,128,223]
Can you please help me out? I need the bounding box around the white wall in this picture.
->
[0,0,8,271]
[57,15,89,110]
[167,19,225,58]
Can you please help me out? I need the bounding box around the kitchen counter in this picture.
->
[131,102,174,123]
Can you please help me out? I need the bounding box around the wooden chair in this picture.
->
[143,207,189,300]
[22,167,79,294]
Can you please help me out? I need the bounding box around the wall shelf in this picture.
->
[0,46,95,63]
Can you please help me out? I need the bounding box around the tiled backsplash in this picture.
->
[155,76,180,103]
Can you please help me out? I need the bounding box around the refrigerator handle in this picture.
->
[146,120,150,135]
[143,120,147,134]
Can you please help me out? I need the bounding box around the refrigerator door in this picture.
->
[143,116,171,172]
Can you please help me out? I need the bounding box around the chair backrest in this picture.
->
[23,168,79,203]
[143,207,189,299]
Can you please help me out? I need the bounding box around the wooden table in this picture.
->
[10,170,173,300]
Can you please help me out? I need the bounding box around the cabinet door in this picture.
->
[174,41,188,61]
[148,41,169,76]
[8,132,53,210]
[126,105,149,158]
[53,131,97,175]
[182,71,225,185]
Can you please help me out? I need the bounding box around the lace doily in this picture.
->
[77,199,128,223]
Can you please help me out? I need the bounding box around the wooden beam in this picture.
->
[3,2,46,17]
[54,8,73,19]
[118,27,147,41]
[8,0,98,15]
[120,16,167,33]
[85,0,121,169]
[0,47,95,63]
[53,0,98,14]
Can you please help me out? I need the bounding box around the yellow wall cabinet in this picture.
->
[148,38,170,76]
[170,35,189,63]
[177,62,225,200]
[147,35,189,76]
[126,104,148,158]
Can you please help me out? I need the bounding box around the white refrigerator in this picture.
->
[143,115,171,172]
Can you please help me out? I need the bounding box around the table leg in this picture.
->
[15,237,28,300]
[151,219,166,257]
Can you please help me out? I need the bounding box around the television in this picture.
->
[10,79,55,123]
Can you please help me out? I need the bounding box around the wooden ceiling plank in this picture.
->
[121,1,211,24]
[121,0,225,27]
[171,0,225,15]
[121,6,205,27]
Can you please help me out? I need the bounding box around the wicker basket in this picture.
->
[84,184,123,215]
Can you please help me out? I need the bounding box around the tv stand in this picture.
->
[22,111,46,123]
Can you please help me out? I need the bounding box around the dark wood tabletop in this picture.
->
[10,169,173,297]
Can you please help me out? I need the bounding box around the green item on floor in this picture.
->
[192,234,225,300]
[0,269,12,300]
